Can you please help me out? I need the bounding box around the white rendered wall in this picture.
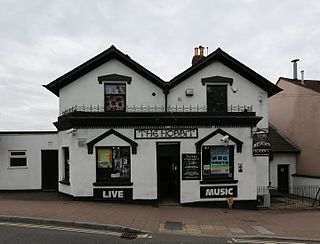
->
[167,61,269,128]
[60,127,264,204]
[59,59,164,115]
[0,133,58,190]
[269,153,296,188]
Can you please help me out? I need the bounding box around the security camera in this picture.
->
[220,135,229,143]
[66,128,77,135]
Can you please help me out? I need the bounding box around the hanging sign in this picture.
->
[182,154,201,180]
[134,128,198,139]
[253,132,271,156]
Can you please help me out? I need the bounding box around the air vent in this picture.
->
[78,138,86,148]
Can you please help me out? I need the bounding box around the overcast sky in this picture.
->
[0,0,319,130]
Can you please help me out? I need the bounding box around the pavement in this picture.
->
[0,191,320,241]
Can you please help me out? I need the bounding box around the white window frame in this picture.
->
[8,150,27,168]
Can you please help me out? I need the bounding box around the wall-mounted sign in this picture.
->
[200,186,238,198]
[134,128,198,139]
[253,132,271,156]
[182,154,201,180]
[93,188,132,201]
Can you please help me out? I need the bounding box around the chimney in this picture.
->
[192,45,205,65]
[291,59,299,79]
[301,70,305,85]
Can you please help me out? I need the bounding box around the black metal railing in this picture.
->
[257,186,320,210]
[62,104,253,115]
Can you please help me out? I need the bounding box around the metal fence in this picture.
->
[61,104,254,115]
[257,186,320,210]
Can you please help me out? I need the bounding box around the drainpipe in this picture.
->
[163,84,170,112]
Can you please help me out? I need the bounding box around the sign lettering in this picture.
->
[253,132,271,156]
[200,186,238,198]
[135,128,198,139]
[94,188,132,201]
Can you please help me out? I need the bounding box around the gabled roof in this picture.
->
[44,45,165,96]
[277,77,320,94]
[268,123,300,153]
[169,48,282,97]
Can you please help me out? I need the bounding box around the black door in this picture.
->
[207,85,227,112]
[278,165,289,193]
[41,150,59,191]
[157,142,180,203]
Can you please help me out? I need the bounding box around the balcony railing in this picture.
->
[62,105,253,115]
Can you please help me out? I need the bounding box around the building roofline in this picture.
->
[44,45,165,97]
[0,131,58,135]
[169,48,282,97]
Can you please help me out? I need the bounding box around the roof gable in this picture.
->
[169,48,282,97]
[44,45,165,96]
[268,123,300,153]
[277,77,320,94]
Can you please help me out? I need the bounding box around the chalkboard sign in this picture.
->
[182,154,201,180]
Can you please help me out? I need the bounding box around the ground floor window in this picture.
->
[9,150,27,167]
[202,145,234,181]
[96,147,130,183]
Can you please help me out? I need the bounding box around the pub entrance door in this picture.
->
[156,142,180,203]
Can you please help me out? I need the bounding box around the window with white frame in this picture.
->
[9,150,27,167]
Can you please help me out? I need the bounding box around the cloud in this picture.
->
[0,0,319,130]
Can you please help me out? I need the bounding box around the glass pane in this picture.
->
[105,84,126,94]
[105,95,125,111]
[210,147,230,174]
[10,151,26,156]
[97,148,112,168]
[10,158,27,167]
[207,86,227,112]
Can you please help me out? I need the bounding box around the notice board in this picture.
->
[182,153,201,180]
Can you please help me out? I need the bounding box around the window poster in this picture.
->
[210,147,230,174]
[105,84,126,94]
[97,148,112,168]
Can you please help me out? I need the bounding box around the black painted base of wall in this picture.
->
[182,200,257,210]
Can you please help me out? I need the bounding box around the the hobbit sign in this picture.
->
[252,132,271,156]
[134,128,198,139]
[182,154,201,180]
[200,186,238,198]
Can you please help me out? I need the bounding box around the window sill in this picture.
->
[59,180,70,185]
[200,179,238,184]
[7,166,28,170]
[93,181,133,186]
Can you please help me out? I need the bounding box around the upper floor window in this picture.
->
[9,150,27,167]
[105,83,126,111]
[207,85,227,112]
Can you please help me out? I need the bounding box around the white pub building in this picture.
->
[0,45,281,208]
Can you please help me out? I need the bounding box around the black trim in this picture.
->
[93,181,133,186]
[181,200,257,210]
[44,45,165,96]
[200,179,238,184]
[98,74,132,84]
[201,76,233,86]
[86,129,137,154]
[0,131,57,134]
[59,180,70,185]
[195,128,243,153]
[55,112,262,131]
[169,48,282,97]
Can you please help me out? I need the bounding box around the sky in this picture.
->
[0,0,319,130]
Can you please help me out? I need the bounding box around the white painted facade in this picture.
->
[1,46,281,208]
[0,133,58,190]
